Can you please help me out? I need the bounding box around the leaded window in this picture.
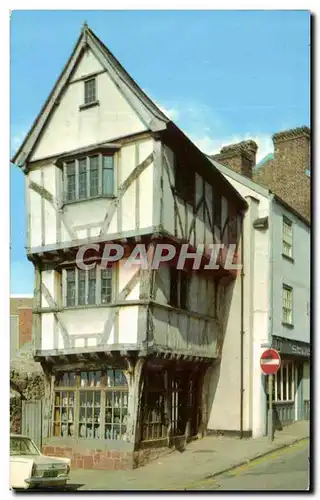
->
[89,155,99,197]
[64,154,115,202]
[64,265,113,307]
[66,161,76,202]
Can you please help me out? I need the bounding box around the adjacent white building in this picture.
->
[208,157,310,438]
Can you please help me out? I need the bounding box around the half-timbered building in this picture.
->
[12,24,247,469]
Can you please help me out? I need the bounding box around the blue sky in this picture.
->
[10,10,310,294]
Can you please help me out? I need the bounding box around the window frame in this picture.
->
[52,370,129,441]
[282,216,293,259]
[282,284,293,326]
[84,77,97,105]
[63,153,116,203]
[63,264,115,308]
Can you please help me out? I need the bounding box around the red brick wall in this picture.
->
[18,307,33,348]
[42,446,134,470]
[42,444,177,470]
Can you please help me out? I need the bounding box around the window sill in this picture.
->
[282,321,294,329]
[62,194,116,207]
[282,253,294,263]
[79,100,100,111]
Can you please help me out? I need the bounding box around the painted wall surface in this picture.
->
[27,139,154,251]
[303,361,310,400]
[215,172,271,436]
[271,201,310,344]
[30,49,147,162]
[207,276,242,431]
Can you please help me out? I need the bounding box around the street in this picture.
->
[187,440,310,491]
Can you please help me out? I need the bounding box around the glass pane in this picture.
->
[101,268,112,304]
[89,156,99,196]
[79,158,87,199]
[102,156,114,195]
[88,269,96,305]
[78,270,86,305]
[66,162,76,201]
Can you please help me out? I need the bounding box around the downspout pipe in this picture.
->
[240,212,245,439]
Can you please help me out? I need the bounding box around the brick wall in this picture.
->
[18,307,33,348]
[42,445,134,470]
[42,441,180,470]
[253,127,310,221]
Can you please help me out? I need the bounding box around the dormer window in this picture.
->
[84,77,96,105]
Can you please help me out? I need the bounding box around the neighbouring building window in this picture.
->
[84,77,96,104]
[64,154,115,202]
[52,370,128,440]
[174,155,195,206]
[282,216,293,258]
[274,361,295,402]
[170,269,189,310]
[283,285,293,325]
[65,265,113,307]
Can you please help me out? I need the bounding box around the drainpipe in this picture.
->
[240,212,245,439]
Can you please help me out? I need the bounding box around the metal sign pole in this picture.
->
[267,374,274,443]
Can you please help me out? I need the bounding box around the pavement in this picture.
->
[67,420,310,491]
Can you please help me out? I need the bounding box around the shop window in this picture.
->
[52,369,128,440]
[141,369,167,441]
[274,361,295,403]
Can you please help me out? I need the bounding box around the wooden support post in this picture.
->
[124,358,145,446]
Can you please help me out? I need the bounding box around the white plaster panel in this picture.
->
[41,270,55,307]
[139,162,153,229]
[138,138,153,161]
[118,260,140,299]
[118,306,138,343]
[70,49,104,81]
[120,144,136,183]
[121,183,136,232]
[41,313,54,350]
[31,53,147,161]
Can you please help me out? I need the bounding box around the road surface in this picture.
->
[187,439,310,491]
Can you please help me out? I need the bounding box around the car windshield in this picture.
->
[10,436,40,456]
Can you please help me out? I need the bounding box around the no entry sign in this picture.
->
[260,348,281,375]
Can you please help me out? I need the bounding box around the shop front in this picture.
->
[271,336,310,428]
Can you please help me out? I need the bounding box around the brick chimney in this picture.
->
[211,140,258,179]
[272,126,310,171]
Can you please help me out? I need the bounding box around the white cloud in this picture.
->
[189,133,274,163]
